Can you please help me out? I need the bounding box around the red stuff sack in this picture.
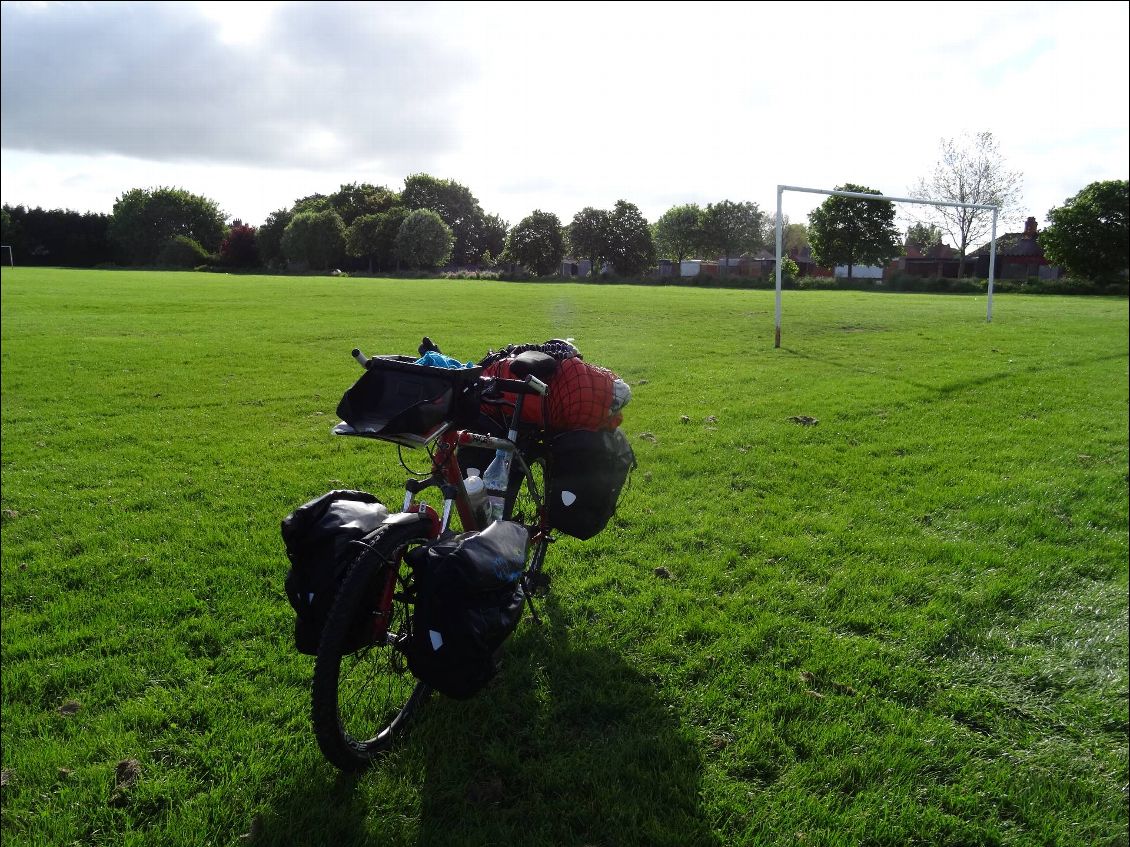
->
[546,357,621,431]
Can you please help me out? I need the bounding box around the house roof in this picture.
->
[971,216,1044,257]
[970,232,1043,257]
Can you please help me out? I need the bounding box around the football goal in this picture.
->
[773,185,999,348]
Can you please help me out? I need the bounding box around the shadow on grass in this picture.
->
[259,593,716,847]
[780,346,1126,402]
[411,593,716,847]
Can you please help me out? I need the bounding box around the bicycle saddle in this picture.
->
[507,350,558,380]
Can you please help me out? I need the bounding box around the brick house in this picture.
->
[970,216,1062,280]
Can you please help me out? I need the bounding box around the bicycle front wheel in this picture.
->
[311,520,433,772]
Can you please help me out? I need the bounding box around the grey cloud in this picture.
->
[0,1,473,170]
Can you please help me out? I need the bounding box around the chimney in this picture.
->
[1023,216,1037,238]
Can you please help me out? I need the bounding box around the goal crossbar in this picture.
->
[774,184,999,348]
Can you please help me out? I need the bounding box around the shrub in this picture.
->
[156,235,211,268]
[439,270,502,280]
[219,222,259,267]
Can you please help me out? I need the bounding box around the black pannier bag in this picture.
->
[282,490,389,655]
[406,521,530,699]
[546,428,636,540]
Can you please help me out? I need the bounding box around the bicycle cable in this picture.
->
[396,444,432,478]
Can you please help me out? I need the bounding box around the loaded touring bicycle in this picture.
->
[282,338,636,771]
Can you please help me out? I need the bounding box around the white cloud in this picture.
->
[2,0,1127,233]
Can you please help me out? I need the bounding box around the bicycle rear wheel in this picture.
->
[311,520,433,771]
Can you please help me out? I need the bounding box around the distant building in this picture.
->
[560,258,592,277]
[970,216,1061,280]
[886,242,967,279]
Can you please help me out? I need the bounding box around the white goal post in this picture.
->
[774,185,999,348]
[1,245,12,267]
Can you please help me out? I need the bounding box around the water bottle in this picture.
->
[463,472,487,525]
[481,448,511,524]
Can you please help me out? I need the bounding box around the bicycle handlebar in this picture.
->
[491,375,548,397]
[351,346,547,396]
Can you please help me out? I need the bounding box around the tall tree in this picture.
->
[280,209,345,270]
[906,222,944,253]
[345,213,384,273]
[783,221,810,255]
[374,207,410,271]
[395,208,454,270]
[568,207,611,276]
[910,131,1023,276]
[327,183,399,226]
[808,184,902,280]
[402,173,488,266]
[702,200,764,273]
[653,203,705,264]
[476,212,509,265]
[256,209,292,269]
[108,187,225,265]
[502,210,566,276]
[605,200,656,277]
[1039,179,1129,282]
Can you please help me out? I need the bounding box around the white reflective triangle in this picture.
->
[561,490,577,506]
[429,630,444,651]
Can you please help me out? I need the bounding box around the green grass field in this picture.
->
[2,268,1127,847]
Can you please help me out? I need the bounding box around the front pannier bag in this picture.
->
[546,428,636,539]
[406,521,530,699]
[282,490,389,654]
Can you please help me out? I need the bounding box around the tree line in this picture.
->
[2,132,1127,284]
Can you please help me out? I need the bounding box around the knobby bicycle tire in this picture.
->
[311,520,433,772]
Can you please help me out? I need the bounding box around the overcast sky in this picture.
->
[2,1,1127,240]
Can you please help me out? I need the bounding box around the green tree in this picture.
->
[568,207,610,275]
[292,193,330,215]
[256,209,292,269]
[653,203,705,264]
[402,173,487,266]
[906,222,944,252]
[783,222,809,254]
[911,131,1023,276]
[476,213,509,265]
[281,209,346,270]
[108,187,225,265]
[702,200,764,273]
[374,207,410,271]
[327,183,399,226]
[395,208,453,270]
[345,214,384,273]
[1039,179,1129,281]
[502,210,566,276]
[605,200,656,277]
[808,184,902,280]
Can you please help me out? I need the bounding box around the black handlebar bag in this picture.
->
[406,521,530,699]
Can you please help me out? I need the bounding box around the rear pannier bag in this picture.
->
[282,490,389,654]
[546,428,636,540]
[406,521,530,699]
